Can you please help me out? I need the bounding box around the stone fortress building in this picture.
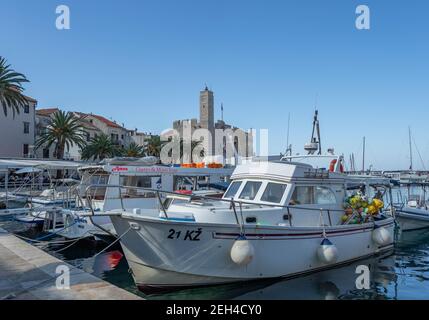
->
[172,86,253,164]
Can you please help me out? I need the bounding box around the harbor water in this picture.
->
[1,209,429,300]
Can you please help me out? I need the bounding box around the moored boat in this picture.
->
[108,155,395,291]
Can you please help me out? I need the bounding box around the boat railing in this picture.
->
[84,184,394,228]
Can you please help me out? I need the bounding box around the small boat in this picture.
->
[49,157,234,240]
[108,154,395,291]
[394,182,429,231]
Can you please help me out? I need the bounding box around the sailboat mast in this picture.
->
[362,136,366,172]
[409,126,413,171]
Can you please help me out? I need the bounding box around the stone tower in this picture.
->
[199,86,215,155]
[199,86,214,132]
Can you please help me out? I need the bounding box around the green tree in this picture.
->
[81,133,121,161]
[0,57,30,117]
[144,135,165,157]
[36,110,86,159]
[121,142,145,158]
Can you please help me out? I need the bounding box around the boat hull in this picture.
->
[396,207,429,231]
[111,215,395,290]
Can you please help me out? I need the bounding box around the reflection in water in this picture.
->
[2,215,429,300]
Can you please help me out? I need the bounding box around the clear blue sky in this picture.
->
[1,0,428,170]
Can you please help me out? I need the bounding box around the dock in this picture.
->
[0,227,142,300]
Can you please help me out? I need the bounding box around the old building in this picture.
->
[35,109,130,161]
[0,95,37,158]
[172,87,253,164]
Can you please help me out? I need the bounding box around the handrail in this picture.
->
[84,184,348,213]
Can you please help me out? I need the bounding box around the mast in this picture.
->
[285,113,292,156]
[409,126,413,171]
[362,136,366,172]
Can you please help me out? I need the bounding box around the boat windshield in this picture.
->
[224,181,242,198]
[239,181,262,200]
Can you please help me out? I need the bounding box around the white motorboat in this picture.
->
[50,157,233,240]
[394,182,429,231]
[108,155,395,291]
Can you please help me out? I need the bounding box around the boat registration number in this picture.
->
[167,228,202,241]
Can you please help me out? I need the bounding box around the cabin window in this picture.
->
[290,186,314,205]
[314,186,337,205]
[120,176,153,188]
[224,181,242,198]
[261,183,287,203]
[239,181,262,200]
[120,176,157,198]
[290,186,337,205]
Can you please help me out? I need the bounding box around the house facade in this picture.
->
[0,95,37,158]
[35,109,133,161]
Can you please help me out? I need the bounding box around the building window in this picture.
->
[23,144,29,157]
[86,132,91,142]
[23,122,30,134]
[121,134,124,139]
[43,148,50,159]
[24,105,30,114]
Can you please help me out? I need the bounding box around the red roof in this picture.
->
[87,114,124,129]
[36,108,59,116]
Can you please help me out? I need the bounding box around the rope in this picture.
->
[14,233,85,244]
[35,219,78,241]
[92,227,131,259]
[52,230,93,253]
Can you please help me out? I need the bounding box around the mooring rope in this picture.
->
[92,226,131,259]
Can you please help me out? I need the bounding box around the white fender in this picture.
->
[230,236,254,266]
[317,238,338,264]
[372,226,392,246]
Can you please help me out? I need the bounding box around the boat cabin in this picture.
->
[77,158,233,211]
[165,156,393,227]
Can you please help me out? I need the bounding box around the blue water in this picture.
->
[1,213,429,300]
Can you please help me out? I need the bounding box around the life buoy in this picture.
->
[329,159,344,173]
[175,190,192,195]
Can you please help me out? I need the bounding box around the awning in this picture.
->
[14,167,43,175]
[0,159,84,170]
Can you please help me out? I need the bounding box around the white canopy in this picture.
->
[0,159,83,170]
[14,167,43,175]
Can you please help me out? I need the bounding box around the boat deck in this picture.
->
[0,227,142,300]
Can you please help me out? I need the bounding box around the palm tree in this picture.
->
[0,56,30,117]
[121,142,145,158]
[144,135,165,157]
[81,133,121,161]
[36,110,86,159]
